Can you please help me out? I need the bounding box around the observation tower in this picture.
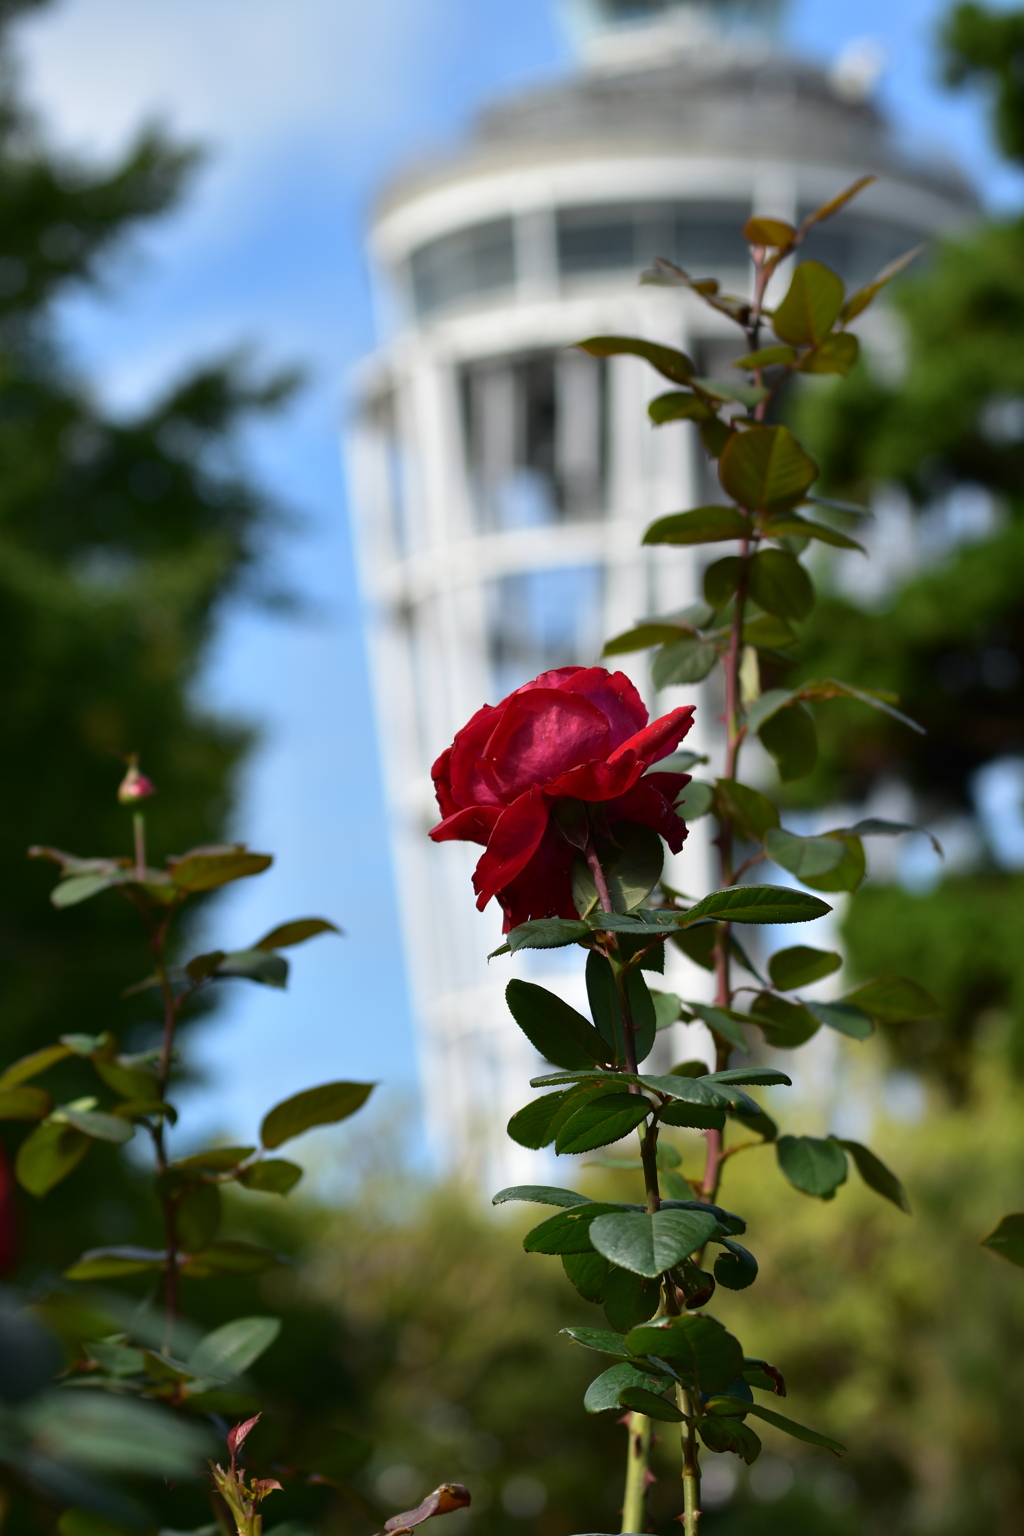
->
[346,0,976,1185]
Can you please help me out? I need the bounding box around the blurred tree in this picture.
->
[788,4,1024,1091]
[0,0,294,1275]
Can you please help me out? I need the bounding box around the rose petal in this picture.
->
[495,820,577,931]
[478,689,610,802]
[445,702,506,807]
[546,752,645,804]
[557,666,648,750]
[473,788,551,909]
[606,778,690,853]
[610,705,695,768]
[429,805,501,846]
[430,746,460,819]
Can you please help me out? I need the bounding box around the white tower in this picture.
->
[346,0,975,1188]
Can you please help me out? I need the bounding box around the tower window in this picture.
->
[409,217,515,317]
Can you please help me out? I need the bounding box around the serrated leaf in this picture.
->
[675,780,714,820]
[683,1002,749,1054]
[603,1267,661,1331]
[506,979,610,1072]
[237,1159,303,1194]
[714,1238,758,1291]
[619,1385,685,1420]
[555,1093,651,1155]
[719,425,818,512]
[260,1081,374,1149]
[699,1414,762,1462]
[188,1317,281,1382]
[776,1135,847,1200]
[643,505,750,546]
[837,1138,910,1213]
[625,1314,744,1393]
[703,556,741,610]
[798,833,865,892]
[589,1209,718,1278]
[576,335,694,385]
[562,1250,610,1303]
[168,847,272,892]
[772,260,844,344]
[524,1203,636,1256]
[493,1185,592,1209]
[834,818,943,858]
[749,992,820,1049]
[760,511,864,550]
[559,1326,632,1358]
[841,242,925,322]
[768,946,842,992]
[705,1068,791,1087]
[603,622,694,656]
[492,917,591,957]
[681,885,831,926]
[803,1000,873,1040]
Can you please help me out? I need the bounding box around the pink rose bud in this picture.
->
[118,758,156,805]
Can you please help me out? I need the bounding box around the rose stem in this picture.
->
[620,1412,653,1534]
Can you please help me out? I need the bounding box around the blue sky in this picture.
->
[11,0,1022,1159]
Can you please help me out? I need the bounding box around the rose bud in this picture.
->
[118,757,156,805]
[430,666,695,932]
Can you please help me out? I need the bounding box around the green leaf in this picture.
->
[759,700,818,781]
[214,949,289,988]
[555,1093,651,1155]
[651,638,719,687]
[237,1159,303,1194]
[683,1002,749,1055]
[671,923,716,972]
[589,1209,718,1278]
[492,917,591,957]
[584,952,624,1065]
[493,1185,592,1209]
[51,873,124,908]
[705,1067,791,1087]
[93,1057,159,1100]
[710,1397,845,1454]
[714,1238,758,1291]
[177,1184,221,1252]
[715,779,780,840]
[842,975,939,1025]
[254,917,340,949]
[584,1362,672,1414]
[699,1415,762,1462]
[702,556,742,610]
[608,823,664,915]
[760,511,864,551]
[625,1314,744,1393]
[560,1326,632,1358]
[524,1203,636,1256]
[675,780,714,820]
[0,1086,50,1120]
[747,549,814,621]
[681,885,831,927]
[647,390,716,425]
[576,335,695,384]
[744,215,796,246]
[58,1509,135,1536]
[643,506,750,546]
[798,676,925,734]
[64,1246,166,1279]
[803,1000,873,1040]
[772,260,844,344]
[799,331,860,375]
[188,1316,281,1381]
[776,1135,848,1200]
[735,344,797,368]
[506,980,611,1071]
[835,817,943,858]
[749,992,820,1049]
[745,688,796,734]
[659,1099,727,1131]
[981,1213,1024,1268]
[260,1081,375,1149]
[168,846,272,893]
[765,828,846,880]
[24,1391,214,1477]
[798,834,866,893]
[652,990,683,1031]
[743,1356,786,1396]
[173,1145,256,1172]
[768,946,842,991]
[603,1268,661,1332]
[619,1385,685,1421]
[57,1107,134,1144]
[507,1090,574,1150]
[0,1043,72,1088]
[837,1139,911,1213]
[16,1121,90,1195]
[562,1251,610,1303]
[603,622,694,656]
[841,242,925,322]
[180,1240,283,1278]
[626,968,657,1066]
[718,425,818,512]
[692,377,767,408]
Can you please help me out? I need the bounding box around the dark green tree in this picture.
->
[0,0,292,1269]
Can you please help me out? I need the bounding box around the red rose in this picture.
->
[429,666,695,931]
